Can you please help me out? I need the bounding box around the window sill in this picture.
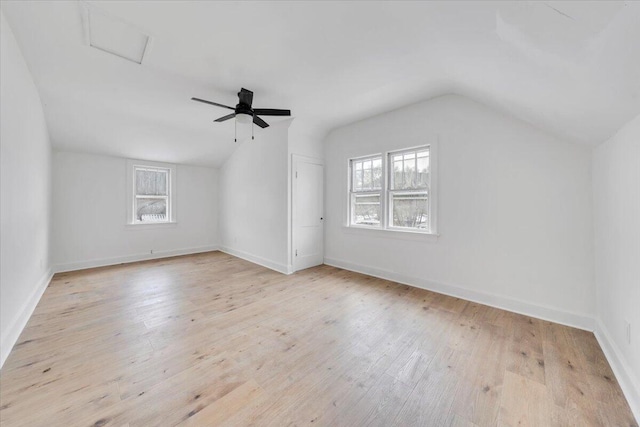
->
[342,225,439,242]
[126,222,178,230]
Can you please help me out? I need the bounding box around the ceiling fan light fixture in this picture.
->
[236,112,252,125]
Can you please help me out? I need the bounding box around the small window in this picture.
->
[388,147,430,231]
[349,155,382,227]
[127,160,175,225]
[134,166,170,222]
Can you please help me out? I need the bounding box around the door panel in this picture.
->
[293,156,323,271]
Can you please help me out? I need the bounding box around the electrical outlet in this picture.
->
[625,320,631,345]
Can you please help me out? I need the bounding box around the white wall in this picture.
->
[593,114,640,419]
[0,11,52,367]
[289,121,325,161]
[52,151,219,270]
[219,123,290,273]
[324,94,595,327]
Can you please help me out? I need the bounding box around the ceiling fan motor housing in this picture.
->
[235,104,254,116]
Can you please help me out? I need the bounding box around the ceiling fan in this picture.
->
[192,88,291,141]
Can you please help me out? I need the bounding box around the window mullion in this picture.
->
[384,152,390,230]
[413,152,418,186]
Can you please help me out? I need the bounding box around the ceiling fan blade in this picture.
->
[253,108,291,116]
[253,115,269,128]
[238,88,254,107]
[191,97,235,110]
[214,113,236,122]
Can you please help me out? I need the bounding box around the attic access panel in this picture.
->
[82,3,150,64]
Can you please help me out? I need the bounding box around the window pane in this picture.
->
[393,158,403,189]
[354,169,363,191]
[372,158,382,189]
[136,198,167,222]
[352,194,381,226]
[389,148,429,190]
[403,154,415,189]
[363,168,372,189]
[417,153,429,188]
[352,157,382,192]
[391,193,429,229]
[136,169,167,196]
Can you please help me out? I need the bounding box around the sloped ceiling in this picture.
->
[2,1,639,167]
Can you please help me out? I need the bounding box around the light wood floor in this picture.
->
[0,251,636,427]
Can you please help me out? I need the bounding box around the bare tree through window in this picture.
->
[134,167,170,222]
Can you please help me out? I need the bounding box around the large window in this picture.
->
[127,160,175,225]
[348,145,435,233]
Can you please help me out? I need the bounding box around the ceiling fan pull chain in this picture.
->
[234,116,237,143]
[252,117,255,140]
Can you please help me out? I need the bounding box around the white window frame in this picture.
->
[126,159,176,226]
[348,154,383,229]
[346,141,438,237]
[387,145,431,232]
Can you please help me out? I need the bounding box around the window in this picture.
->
[127,160,175,225]
[349,155,382,227]
[348,144,435,234]
[388,147,430,230]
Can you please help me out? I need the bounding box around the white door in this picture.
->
[292,155,324,271]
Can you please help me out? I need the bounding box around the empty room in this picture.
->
[0,1,638,426]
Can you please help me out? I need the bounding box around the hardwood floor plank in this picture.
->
[176,379,264,426]
[497,370,550,427]
[392,345,463,426]
[0,251,636,427]
[450,323,510,427]
[329,373,413,427]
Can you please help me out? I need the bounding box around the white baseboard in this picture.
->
[219,246,292,275]
[594,319,640,423]
[0,268,53,369]
[53,245,220,273]
[323,257,594,331]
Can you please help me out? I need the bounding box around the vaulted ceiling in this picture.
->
[2,1,639,167]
